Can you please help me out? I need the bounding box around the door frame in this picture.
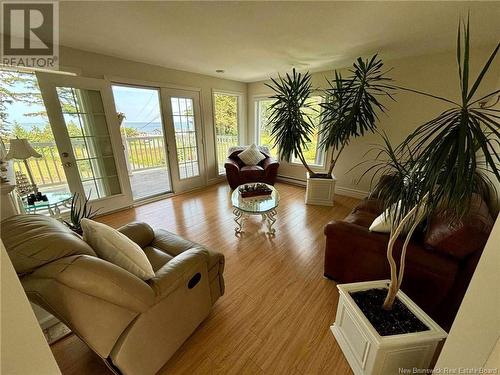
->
[36,72,133,212]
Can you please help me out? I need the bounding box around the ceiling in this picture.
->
[59,1,500,82]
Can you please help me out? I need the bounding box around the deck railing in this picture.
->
[123,135,167,171]
[215,134,238,173]
[10,134,240,186]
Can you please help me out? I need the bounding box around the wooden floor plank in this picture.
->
[51,182,357,375]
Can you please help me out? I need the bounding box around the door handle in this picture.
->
[62,162,73,167]
[61,152,69,157]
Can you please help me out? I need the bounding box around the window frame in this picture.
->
[254,96,276,152]
[212,89,243,176]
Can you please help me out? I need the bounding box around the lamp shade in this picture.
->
[5,139,42,160]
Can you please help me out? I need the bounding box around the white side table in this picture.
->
[0,182,20,221]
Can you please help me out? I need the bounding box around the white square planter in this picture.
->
[331,280,447,375]
[305,172,336,206]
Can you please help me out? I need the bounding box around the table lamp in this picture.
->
[5,138,42,194]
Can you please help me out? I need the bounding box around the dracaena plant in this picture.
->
[64,191,101,235]
[266,57,395,178]
[266,69,318,176]
[368,17,499,310]
[320,55,396,178]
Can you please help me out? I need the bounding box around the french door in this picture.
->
[161,88,206,192]
[37,73,133,212]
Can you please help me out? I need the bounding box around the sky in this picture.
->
[5,81,162,127]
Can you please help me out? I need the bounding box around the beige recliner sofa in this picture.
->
[1,214,225,375]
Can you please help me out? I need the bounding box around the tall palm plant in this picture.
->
[320,55,396,177]
[266,69,318,176]
[370,17,499,310]
[266,57,395,178]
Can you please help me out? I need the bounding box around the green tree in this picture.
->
[0,70,45,137]
[214,94,238,136]
[0,70,78,139]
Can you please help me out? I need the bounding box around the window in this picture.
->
[255,98,278,156]
[256,96,325,166]
[291,95,325,166]
[213,92,240,174]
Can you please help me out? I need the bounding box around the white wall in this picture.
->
[60,46,247,183]
[247,45,500,194]
[434,216,500,371]
[1,241,61,375]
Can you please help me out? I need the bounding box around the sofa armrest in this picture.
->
[25,255,156,313]
[148,247,209,299]
[324,220,390,282]
[118,222,155,248]
[262,157,279,173]
[224,158,240,172]
[22,255,156,358]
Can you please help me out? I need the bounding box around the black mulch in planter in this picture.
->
[350,288,429,336]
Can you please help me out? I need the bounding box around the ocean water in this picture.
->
[16,120,189,136]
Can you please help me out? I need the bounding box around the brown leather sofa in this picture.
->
[324,197,494,331]
[1,214,225,375]
[224,147,279,189]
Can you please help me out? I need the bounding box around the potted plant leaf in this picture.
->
[64,191,101,235]
[332,18,499,375]
[266,57,395,206]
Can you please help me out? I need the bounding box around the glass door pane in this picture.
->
[112,84,172,200]
[56,87,121,200]
[214,93,239,174]
[171,97,199,179]
[0,69,71,195]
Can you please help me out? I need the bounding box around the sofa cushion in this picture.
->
[81,219,155,280]
[1,214,96,274]
[241,165,264,172]
[424,196,494,259]
[240,165,265,179]
[238,144,266,166]
[143,246,173,272]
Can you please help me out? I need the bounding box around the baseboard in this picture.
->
[335,186,369,200]
[277,176,368,199]
[276,175,306,187]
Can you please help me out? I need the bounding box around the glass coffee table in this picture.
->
[231,183,279,235]
[22,192,73,220]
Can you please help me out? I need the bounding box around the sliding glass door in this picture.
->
[37,73,132,212]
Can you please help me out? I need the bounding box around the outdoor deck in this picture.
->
[40,167,171,200]
[129,167,171,199]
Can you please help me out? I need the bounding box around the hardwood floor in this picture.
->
[51,182,359,375]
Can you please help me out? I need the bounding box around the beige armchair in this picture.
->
[1,214,225,375]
